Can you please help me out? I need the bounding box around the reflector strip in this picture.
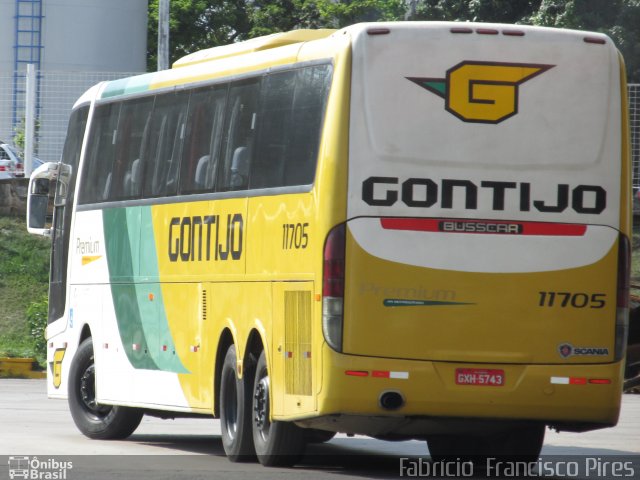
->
[588,378,611,385]
[372,370,409,379]
[285,351,293,358]
[551,377,569,384]
[345,370,369,377]
[551,376,589,385]
[381,218,587,236]
[132,343,140,351]
[303,352,311,359]
[190,345,199,353]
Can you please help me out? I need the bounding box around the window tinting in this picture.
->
[179,85,227,194]
[79,102,120,204]
[251,64,332,189]
[143,90,189,198]
[78,62,332,205]
[109,97,154,201]
[217,79,260,192]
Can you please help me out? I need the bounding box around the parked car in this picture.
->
[0,143,44,178]
[0,143,20,179]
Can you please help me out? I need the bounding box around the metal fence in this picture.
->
[631,84,640,188]
[0,71,141,163]
[1,71,640,178]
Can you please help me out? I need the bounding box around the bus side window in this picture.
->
[250,64,332,190]
[108,97,154,201]
[179,84,227,194]
[217,79,260,192]
[78,102,120,204]
[251,70,296,189]
[285,64,332,186]
[143,90,189,198]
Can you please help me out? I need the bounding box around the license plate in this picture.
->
[455,368,505,386]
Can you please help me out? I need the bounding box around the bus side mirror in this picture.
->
[27,162,58,236]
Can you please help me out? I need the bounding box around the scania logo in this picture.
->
[559,343,573,358]
[407,61,554,124]
[558,343,609,358]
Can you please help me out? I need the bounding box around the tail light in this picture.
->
[615,233,630,361]
[322,223,345,352]
[0,165,6,171]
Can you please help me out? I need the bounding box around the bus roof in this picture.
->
[173,29,336,69]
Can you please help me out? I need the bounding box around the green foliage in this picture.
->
[0,216,50,366]
[147,1,640,80]
[26,296,48,359]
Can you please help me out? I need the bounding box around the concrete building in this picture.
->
[0,0,147,161]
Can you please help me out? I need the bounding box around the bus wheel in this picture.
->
[251,351,306,466]
[427,424,545,464]
[68,338,143,440]
[220,344,256,461]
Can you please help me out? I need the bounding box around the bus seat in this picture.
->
[230,146,249,190]
[194,155,210,188]
[130,158,141,195]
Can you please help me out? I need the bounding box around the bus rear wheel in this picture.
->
[252,351,306,466]
[68,338,143,440]
[219,344,256,461]
[427,424,545,464]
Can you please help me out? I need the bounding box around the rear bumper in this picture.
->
[311,344,623,435]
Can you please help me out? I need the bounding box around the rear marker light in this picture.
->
[132,343,140,351]
[476,28,499,35]
[551,376,610,385]
[503,30,525,37]
[345,370,369,377]
[372,370,409,380]
[588,379,611,385]
[367,27,390,35]
[450,27,473,34]
[584,36,606,44]
[190,345,199,353]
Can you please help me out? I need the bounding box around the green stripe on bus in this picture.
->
[101,73,154,99]
[103,207,188,373]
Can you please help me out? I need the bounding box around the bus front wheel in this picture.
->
[219,344,256,461]
[251,351,306,466]
[68,338,143,439]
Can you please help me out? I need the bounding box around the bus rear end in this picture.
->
[314,22,630,456]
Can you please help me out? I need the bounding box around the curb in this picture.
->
[0,357,46,379]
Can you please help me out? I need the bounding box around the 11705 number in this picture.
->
[538,291,606,309]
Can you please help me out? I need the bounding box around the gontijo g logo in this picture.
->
[407,61,554,124]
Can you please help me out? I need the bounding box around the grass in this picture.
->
[0,215,50,365]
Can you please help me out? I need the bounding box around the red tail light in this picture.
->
[323,224,345,297]
[322,224,346,352]
[0,166,7,171]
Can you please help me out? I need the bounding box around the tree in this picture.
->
[148,0,251,70]
[147,0,640,82]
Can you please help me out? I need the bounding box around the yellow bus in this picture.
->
[27,22,631,466]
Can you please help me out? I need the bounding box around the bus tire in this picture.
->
[219,344,256,462]
[68,338,143,440]
[252,351,306,466]
[427,424,545,464]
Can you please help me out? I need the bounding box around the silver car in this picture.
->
[0,143,43,179]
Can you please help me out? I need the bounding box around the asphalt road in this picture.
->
[0,379,638,479]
